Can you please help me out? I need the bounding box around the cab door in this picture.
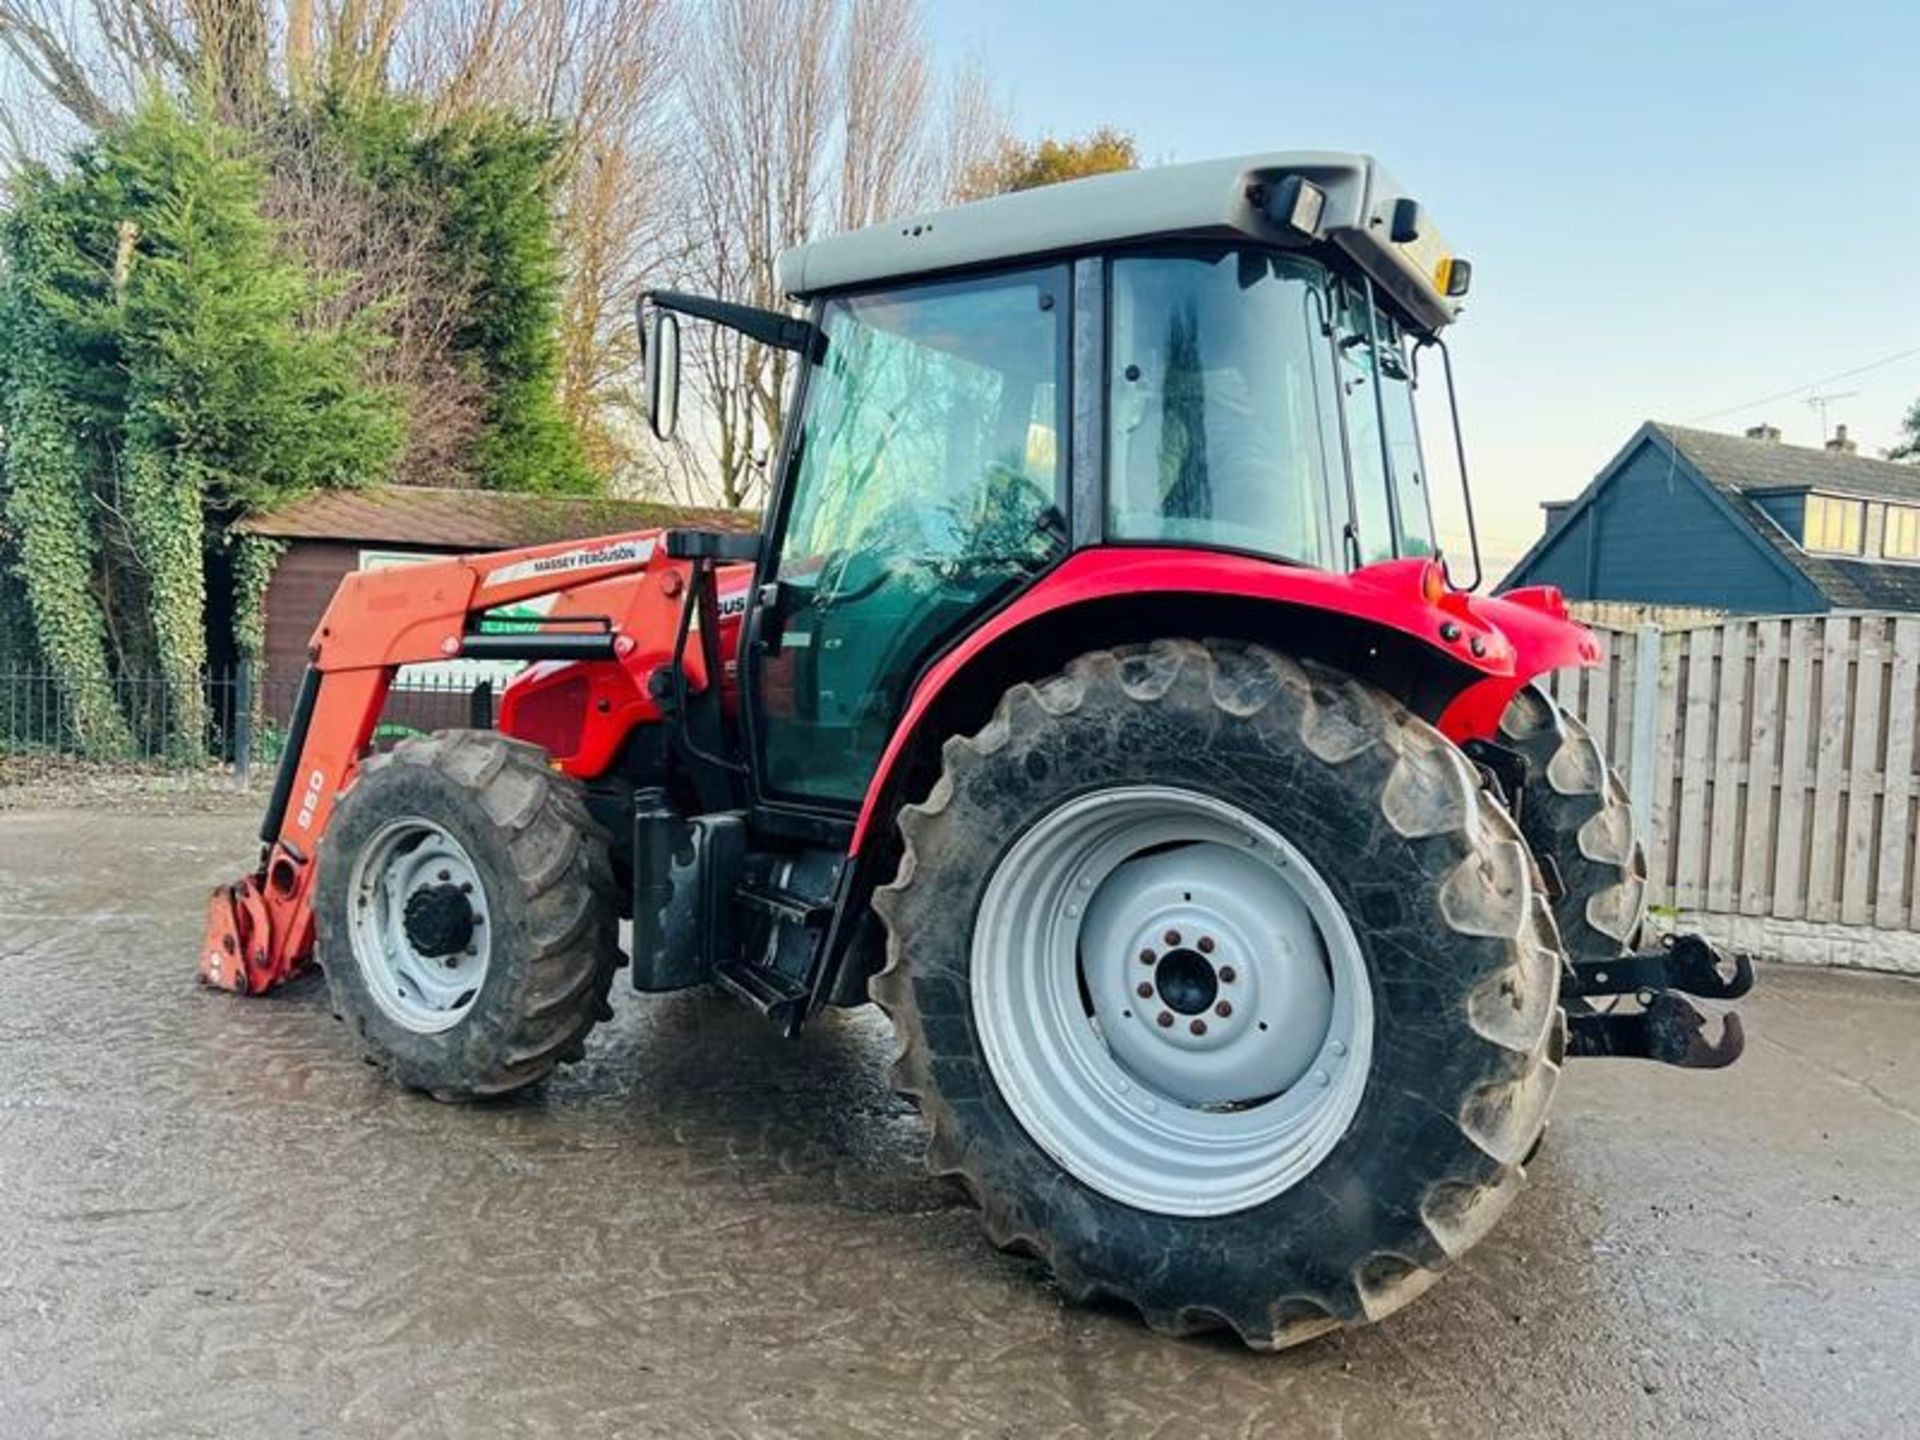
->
[750,266,1070,808]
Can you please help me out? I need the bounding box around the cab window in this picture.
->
[1107,251,1336,567]
[1336,283,1434,561]
[759,267,1067,803]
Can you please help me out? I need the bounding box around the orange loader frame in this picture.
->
[200,528,703,995]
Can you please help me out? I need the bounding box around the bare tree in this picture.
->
[836,0,929,231]
[931,54,1008,204]
[675,0,837,509]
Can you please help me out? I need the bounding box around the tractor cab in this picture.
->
[641,154,1475,822]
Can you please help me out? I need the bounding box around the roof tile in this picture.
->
[234,485,757,550]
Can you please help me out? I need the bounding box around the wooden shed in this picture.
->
[235,486,752,700]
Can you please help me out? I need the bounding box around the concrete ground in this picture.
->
[1,806,1916,1439]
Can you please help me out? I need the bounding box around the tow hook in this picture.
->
[1564,933,1754,1070]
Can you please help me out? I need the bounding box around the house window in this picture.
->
[1885,505,1920,561]
[1804,495,1864,555]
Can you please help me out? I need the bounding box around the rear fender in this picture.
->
[849,551,1601,854]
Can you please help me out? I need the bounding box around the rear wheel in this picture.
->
[873,640,1563,1348]
[1498,685,1647,964]
[315,730,620,1100]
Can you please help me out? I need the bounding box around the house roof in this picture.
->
[235,485,756,551]
[1502,421,1920,611]
[1656,424,1920,504]
[1654,425,1920,611]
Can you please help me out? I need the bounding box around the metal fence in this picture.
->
[0,663,497,785]
[1541,611,1920,971]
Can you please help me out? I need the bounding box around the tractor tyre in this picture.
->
[315,729,620,1101]
[872,639,1563,1349]
[1498,685,1647,965]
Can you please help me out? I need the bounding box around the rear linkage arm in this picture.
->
[1563,933,1755,1070]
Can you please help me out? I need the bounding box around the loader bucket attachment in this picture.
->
[200,877,273,994]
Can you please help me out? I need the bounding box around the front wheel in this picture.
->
[873,640,1563,1348]
[314,730,620,1100]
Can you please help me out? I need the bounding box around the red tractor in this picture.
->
[203,152,1749,1349]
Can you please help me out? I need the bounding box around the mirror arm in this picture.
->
[642,289,826,361]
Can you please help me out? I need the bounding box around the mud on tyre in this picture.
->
[872,639,1564,1349]
[314,729,620,1100]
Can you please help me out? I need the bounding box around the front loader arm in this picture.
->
[201,530,678,994]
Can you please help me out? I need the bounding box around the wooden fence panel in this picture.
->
[1878,619,1920,929]
[1805,618,1853,923]
[1740,619,1786,917]
[1673,628,1717,910]
[1771,618,1819,920]
[1553,608,1920,933]
[1841,616,1887,926]
[1707,620,1749,913]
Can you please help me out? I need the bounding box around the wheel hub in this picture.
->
[402,882,475,958]
[345,818,492,1035]
[971,785,1373,1217]
[1083,843,1334,1107]
[1151,947,1217,1015]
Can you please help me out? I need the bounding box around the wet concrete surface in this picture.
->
[1,806,1917,1439]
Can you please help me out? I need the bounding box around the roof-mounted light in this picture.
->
[1390,198,1422,244]
[1261,175,1326,239]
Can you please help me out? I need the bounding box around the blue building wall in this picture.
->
[1506,438,1825,613]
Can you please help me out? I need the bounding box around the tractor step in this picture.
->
[712,960,810,1029]
[735,878,833,928]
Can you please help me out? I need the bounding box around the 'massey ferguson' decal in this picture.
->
[484,537,656,588]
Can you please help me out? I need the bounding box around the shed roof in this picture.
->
[235,485,754,551]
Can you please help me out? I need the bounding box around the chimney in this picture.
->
[1744,422,1781,442]
[1826,424,1857,455]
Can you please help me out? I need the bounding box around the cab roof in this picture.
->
[776,150,1466,333]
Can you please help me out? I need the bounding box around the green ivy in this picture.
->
[230,533,285,666]
[0,196,132,756]
[0,96,400,759]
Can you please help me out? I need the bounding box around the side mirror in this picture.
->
[642,306,681,442]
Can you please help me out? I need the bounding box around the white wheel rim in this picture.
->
[971,785,1374,1217]
[346,817,492,1035]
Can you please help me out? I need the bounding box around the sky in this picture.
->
[926,0,1920,575]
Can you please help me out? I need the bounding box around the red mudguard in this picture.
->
[850,551,1599,852]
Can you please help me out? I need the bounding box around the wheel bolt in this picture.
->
[1197,936,1215,954]
[1156,1011,1174,1028]
[1215,1001,1232,1018]
[1219,966,1237,983]
[438,870,450,882]
[1138,948,1156,965]
[1136,982,1153,999]
[460,882,473,894]
[1163,929,1182,947]
[1189,1019,1208,1036]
